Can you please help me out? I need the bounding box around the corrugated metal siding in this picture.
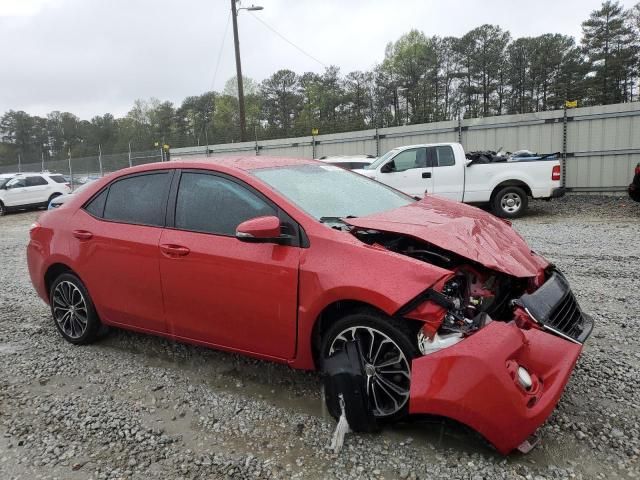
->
[171,102,640,192]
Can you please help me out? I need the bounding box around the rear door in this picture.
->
[71,171,172,333]
[377,147,432,197]
[25,175,51,204]
[158,170,301,359]
[429,145,464,201]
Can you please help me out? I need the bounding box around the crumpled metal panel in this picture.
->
[345,196,549,278]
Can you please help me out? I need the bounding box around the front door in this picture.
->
[159,171,300,359]
[377,147,432,197]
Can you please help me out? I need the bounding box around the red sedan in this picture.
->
[27,157,592,454]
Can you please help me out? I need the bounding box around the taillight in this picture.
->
[551,165,561,181]
[635,164,640,176]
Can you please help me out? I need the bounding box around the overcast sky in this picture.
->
[1,0,637,119]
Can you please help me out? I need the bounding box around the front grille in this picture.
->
[518,271,593,344]
[546,290,587,341]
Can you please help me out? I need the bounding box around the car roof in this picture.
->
[137,156,319,173]
[391,142,458,151]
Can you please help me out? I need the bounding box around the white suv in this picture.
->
[0,172,72,216]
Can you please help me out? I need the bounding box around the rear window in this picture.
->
[102,173,171,226]
[49,175,67,183]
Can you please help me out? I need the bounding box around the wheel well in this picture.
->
[310,300,422,368]
[491,180,532,200]
[44,263,73,299]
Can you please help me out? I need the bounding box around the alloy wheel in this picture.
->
[329,326,411,418]
[52,281,89,339]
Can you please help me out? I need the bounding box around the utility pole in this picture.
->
[231,1,263,143]
[231,0,246,142]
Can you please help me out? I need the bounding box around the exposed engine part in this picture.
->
[417,330,463,355]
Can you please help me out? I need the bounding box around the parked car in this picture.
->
[27,158,592,454]
[318,155,375,170]
[355,143,565,218]
[0,172,71,216]
[48,180,97,209]
[629,163,640,202]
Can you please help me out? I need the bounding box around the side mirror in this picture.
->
[380,163,393,173]
[465,159,474,167]
[236,216,289,244]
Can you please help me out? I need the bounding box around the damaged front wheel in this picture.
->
[321,311,418,422]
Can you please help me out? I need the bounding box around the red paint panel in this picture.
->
[409,321,582,454]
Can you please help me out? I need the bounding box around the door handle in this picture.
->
[422,172,431,179]
[160,244,190,257]
[72,230,93,240]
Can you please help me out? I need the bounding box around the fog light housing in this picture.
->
[517,366,533,391]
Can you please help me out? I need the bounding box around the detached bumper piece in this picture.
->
[409,321,582,454]
[518,272,593,344]
[550,187,566,199]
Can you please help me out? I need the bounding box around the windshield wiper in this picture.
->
[319,215,357,224]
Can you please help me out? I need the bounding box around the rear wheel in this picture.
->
[320,309,418,422]
[49,273,101,345]
[492,186,528,218]
[0,201,5,216]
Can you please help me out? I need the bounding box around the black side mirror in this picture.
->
[380,163,393,173]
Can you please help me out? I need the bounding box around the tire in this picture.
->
[0,201,5,216]
[48,192,62,203]
[320,309,419,422]
[492,186,528,218]
[49,272,102,345]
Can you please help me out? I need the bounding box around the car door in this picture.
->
[159,170,301,359]
[3,177,28,206]
[429,145,464,201]
[25,175,51,204]
[377,147,432,197]
[70,171,172,333]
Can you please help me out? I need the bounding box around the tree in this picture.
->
[582,1,636,104]
[260,69,301,135]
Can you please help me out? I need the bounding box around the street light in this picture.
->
[231,1,263,142]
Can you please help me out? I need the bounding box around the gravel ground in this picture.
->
[0,196,639,480]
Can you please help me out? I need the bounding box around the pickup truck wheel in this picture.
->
[0,201,5,216]
[492,186,528,218]
[320,310,418,422]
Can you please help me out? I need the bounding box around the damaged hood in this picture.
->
[345,196,548,278]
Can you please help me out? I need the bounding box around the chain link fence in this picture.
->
[0,150,165,189]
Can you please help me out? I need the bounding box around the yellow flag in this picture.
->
[565,100,578,108]
[311,128,319,136]
[163,144,170,150]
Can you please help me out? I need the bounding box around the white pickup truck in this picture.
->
[355,142,565,218]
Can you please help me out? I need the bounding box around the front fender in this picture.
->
[291,234,452,370]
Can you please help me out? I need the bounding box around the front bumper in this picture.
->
[409,321,582,454]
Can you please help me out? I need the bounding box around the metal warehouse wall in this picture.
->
[171,102,640,193]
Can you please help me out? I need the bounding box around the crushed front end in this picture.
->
[400,266,593,454]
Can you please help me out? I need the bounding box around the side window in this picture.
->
[435,146,455,167]
[84,189,109,218]
[102,173,171,226]
[49,175,67,184]
[26,176,48,187]
[175,173,276,236]
[387,148,427,172]
[6,178,26,189]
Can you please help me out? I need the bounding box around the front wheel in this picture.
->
[492,186,528,218]
[50,273,102,345]
[320,310,418,422]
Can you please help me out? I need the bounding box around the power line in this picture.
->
[210,10,232,91]
[248,13,327,69]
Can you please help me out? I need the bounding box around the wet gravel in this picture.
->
[0,195,639,480]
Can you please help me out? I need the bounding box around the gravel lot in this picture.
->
[1,196,639,480]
